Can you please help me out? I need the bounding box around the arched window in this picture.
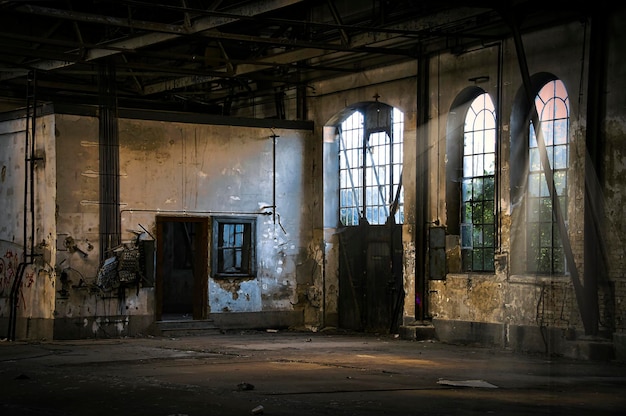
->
[527,80,569,274]
[461,93,496,272]
[338,105,404,226]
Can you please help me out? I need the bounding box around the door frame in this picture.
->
[338,222,403,333]
[155,215,209,320]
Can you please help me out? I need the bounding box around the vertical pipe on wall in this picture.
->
[271,131,279,224]
[8,70,38,341]
[583,8,609,336]
[361,121,367,223]
[321,238,326,328]
[495,41,503,254]
[98,60,121,262]
[28,72,36,261]
[415,54,430,322]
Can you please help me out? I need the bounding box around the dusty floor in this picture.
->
[1,329,625,416]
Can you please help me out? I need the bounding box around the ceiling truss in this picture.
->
[0,0,601,117]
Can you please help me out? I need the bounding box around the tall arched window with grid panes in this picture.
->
[461,93,496,272]
[527,79,569,274]
[338,105,404,226]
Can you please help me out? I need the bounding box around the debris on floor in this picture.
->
[437,379,498,388]
[237,382,255,391]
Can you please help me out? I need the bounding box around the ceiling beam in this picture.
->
[143,7,492,95]
[13,4,189,35]
[0,0,304,81]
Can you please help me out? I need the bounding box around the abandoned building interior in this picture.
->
[0,0,625,362]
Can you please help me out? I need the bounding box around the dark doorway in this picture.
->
[338,222,403,333]
[156,216,209,321]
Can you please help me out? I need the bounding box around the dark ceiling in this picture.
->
[0,0,601,117]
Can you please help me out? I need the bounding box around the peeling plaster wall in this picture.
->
[425,17,626,356]
[308,61,419,329]
[55,114,101,286]
[52,114,313,337]
[306,14,625,357]
[603,11,626,285]
[1,12,624,353]
[53,113,146,340]
[427,23,592,350]
[0,110,56,340]
[603,10,626,347]
[118,119,311,318]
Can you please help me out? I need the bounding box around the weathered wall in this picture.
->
[53,113,147,339]
[308,61,419,329]
[426,16,625,358]
[306,14,625,358]
[602,8,626,359]
[52,113,314,338]
[1,11,623,357]
[0,109,57,340]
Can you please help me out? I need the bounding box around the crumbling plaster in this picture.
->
[427,18,626,349]
[1,9,625,352]
[0,112,57,340]
[48,113,316,337]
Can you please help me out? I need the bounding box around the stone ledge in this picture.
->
[210,310,304,330]
[399,322,436,341]
[562,337,616,361]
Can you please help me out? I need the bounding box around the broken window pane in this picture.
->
[339,105,404,225]
[213,217,256,277]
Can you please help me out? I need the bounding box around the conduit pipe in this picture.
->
[8,70,38,341]
[120,209,273,216]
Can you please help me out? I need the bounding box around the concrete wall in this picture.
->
[0,108,57,341]
[51,113,315,338]
[307,15,625,359]
[1,11,624,359]
[308,61,419,329]
[424,17,626,359]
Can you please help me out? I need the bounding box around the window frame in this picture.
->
[211,216,256,279]
[460,92,497,272]
[338,104,404,226]
[525,79,570,275]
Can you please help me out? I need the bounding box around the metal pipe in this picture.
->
[415,52,430,322]
[7,70,37,341]
[121,209,273,216]
[271,132,279,224]
[29,70,37,260]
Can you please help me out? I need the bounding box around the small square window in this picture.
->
[212,217,256,278]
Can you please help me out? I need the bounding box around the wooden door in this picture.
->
[155,216,209,321]
[338,222,403,333]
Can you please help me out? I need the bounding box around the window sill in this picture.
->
[213,274,256,280]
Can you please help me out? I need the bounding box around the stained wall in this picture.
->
[307,14,626,359]
[1,10,624,357]
[424,16,626,358]
[0,108,56,340]
[51,113,314,338]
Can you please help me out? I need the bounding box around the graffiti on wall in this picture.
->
[0,248,32,309]
[0,249,19,295]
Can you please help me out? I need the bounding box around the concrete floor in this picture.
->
[1,329,625,416]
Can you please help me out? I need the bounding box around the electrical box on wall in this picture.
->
[428,226,446,280]
[141,239,155,287]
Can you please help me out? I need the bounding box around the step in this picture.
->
[155,319,222,337]
[399,322,436,341]
[563,338,616,361]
